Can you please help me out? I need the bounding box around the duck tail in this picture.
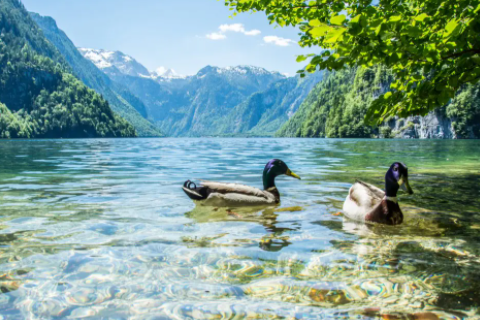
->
[182,180,208,201]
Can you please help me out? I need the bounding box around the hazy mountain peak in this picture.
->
[197,65,283,76]
[150,67,186,80]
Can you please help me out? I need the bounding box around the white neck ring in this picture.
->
[384,196,398,203]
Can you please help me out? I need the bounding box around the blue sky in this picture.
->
[21,0,312,76]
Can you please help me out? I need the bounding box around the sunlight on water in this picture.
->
[0,138,479,319]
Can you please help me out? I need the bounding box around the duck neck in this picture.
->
[384,195,398,203]
[263,171,276,190]
[385,179,399,198]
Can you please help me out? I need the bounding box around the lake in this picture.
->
[0,138,479,319]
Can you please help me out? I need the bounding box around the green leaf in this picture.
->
[296,55,308,62]
[309,19,321,27]
[472,55,480,65]
[406,26,421,37]
[330,15,346,26]
[325,29,346,43]
[448,76,459,87]
[437,90,450,104]
[414,13,428,22]
[389,15,401,22]
[310,25,332,37]
[444,19,458,36]
[311,56,323,64]
[350,14,361,24]
[412,74,423,80]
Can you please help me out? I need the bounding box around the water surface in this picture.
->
[0,138,479,319]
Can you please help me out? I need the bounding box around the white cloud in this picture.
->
[206,32,227,40]
[263,36,295,47]
[206,23,261,40]
[219,23,245,33]
[244,29,261,36]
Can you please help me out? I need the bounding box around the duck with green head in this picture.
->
[343,162,414,225]
[182,159,301,207]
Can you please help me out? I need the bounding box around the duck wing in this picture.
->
[343,180,385,222]
[347,180,385,211]
[203,192,276,207]
[354,180,385,200]
[182,180,276,206]
[200,181,269,199]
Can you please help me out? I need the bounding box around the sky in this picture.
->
[21,0,313,76]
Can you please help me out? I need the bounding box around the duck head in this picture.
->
[385,162,414,197]
[263,159,300,190]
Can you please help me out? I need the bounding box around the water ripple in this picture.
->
[0,138,479,318]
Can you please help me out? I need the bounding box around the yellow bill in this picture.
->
[286,169,301,180]
[400,177,414,194]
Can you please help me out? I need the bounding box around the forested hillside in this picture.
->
[220,71,324,136]
[30,13,163,137]
[278,66,480,139]
[0,0,135,138]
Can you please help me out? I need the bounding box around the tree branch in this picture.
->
[442,49,480,60]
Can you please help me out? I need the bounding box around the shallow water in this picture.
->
[0,138,479,319]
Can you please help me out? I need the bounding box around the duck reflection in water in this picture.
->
[185,205,303,252]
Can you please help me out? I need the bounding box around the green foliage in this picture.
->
[0,103,31,138]
[225,0,480,124]
[396,120,415,134]
[278,65,480,139]
[278,66,392,137]
[446,83,480,137]
[0,0,136,138]
[380,126,394,138]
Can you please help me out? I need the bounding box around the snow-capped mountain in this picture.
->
[78,48,286,84]
[103,63,287,136]
[78,48,151,77]
[77,47,323,137]
[196,65,283,79]
[150,67,186,80]
[79,48,186,81]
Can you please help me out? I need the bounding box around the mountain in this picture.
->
[0,0,135,138]
[80,50,290,136]
[78,48,151,78]
[151,67,186,80]
[173,65,286,136]
[30,14,163,137]
[277,66,480,139]
[78,48,187,83]
[220,71,324,136]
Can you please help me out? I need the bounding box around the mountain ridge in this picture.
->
[30,13,164,137]
[79,47,296,137]
[0,0,135,138]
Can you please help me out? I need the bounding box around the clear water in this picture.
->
[0,138,479,319]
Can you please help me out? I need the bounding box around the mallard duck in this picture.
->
[182,159,301,207]
[343,162,413,225]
